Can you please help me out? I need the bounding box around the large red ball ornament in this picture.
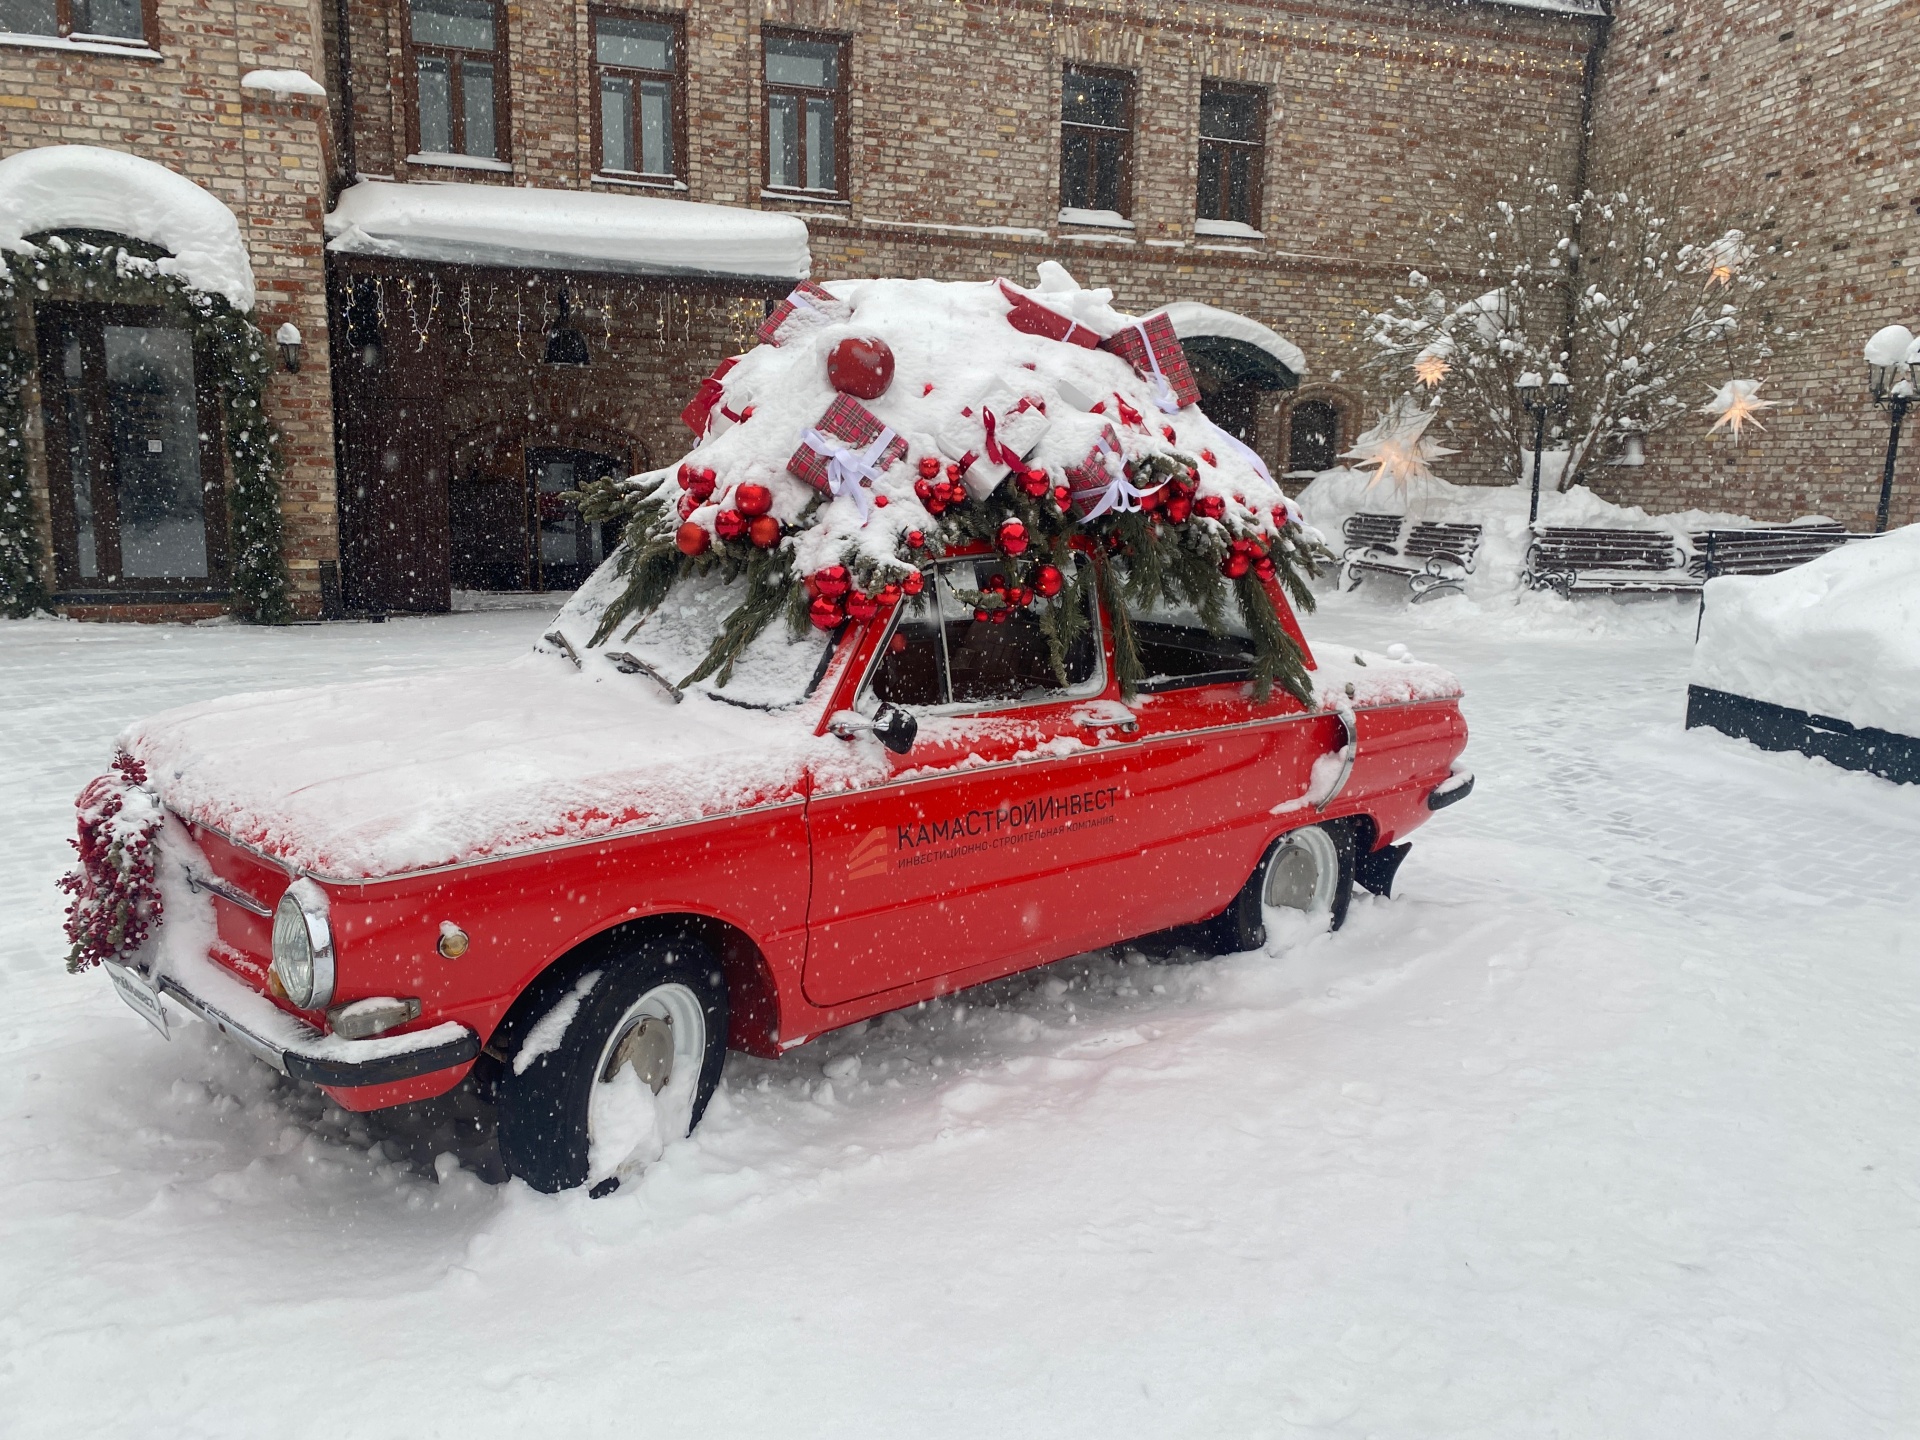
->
[827,336,895,399]
[999,519,1030,556]
[808,594,845,631]
[900,568,925,595]
[846,590,879,622]
[675,521,711,557]
[1032,563,1064,599]
[1194,495,1227,522]
[748,515,781,548]
[1222,551,1252,579]
[814,565,851,599]
[734,483,773,517]
[714,509,746,542]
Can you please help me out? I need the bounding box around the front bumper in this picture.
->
[124,951,479,1088]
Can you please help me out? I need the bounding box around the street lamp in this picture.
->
[1863,325,1917,533]
[1518,370,1571,525]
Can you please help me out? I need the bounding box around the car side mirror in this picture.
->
[873,703,918,755]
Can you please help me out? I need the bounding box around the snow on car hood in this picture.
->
[121,652,867,881]
[1307,643,1463,710]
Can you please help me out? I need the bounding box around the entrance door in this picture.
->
[527,447,623,591]
[1287,399,1341,476]
[36,305,227,595]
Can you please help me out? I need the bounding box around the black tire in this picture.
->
[1202,820,1355,955]
[494,934,728,1195]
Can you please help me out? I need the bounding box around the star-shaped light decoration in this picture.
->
[1412,349,1451,388]
[1702,231,1753,291]
[1343,395,1458,492]
[1701,378,1777,439]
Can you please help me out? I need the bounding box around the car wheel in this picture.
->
[1204,822,1355,955]
[495,937,728,1196]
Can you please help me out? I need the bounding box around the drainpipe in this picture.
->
[331,0,357,194]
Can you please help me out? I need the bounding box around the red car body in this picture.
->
[100,563,1468,1120]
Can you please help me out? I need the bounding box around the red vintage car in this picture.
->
[85,551,1468,1194]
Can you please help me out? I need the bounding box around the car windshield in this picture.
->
[548,564,835,709]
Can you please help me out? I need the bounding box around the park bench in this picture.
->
[1687,523,1869,579]
[1523,526,1698,598]
[1341,513,1484,602]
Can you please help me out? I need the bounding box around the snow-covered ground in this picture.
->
[2,593,1917,1438]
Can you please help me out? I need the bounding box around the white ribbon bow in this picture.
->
[800,424,897,524]
[1130,322,1182,415]
[1076,432,1156,521]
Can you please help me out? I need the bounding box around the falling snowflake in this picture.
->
[1701,378,1777,439]
[1343,396,1457,491]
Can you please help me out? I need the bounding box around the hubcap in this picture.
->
[1260,826,1339,942]
[601,1013,674,1091]
[586,980,706,1187]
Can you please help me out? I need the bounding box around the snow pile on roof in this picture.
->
[1692,524,1920,736]
[240,68,326,99]
[0,145,255,309]
[1148,300,1307,379]
[326,180,811,281]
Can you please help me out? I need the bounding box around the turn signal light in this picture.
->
[437,923,470,959]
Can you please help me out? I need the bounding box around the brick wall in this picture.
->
[1586,0,1920,529]
[0,0,338,613]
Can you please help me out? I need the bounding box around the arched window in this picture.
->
[1287,398,1341,476]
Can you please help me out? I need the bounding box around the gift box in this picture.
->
[936,378,1052,500]
[788,394,909,519]
[1064,424,1150,521]
[757,280,852,347]
[680,356,740,437]
[1099,313,1200,412]
[997,279,1103,349]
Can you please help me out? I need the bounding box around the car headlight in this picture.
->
[272,880,334,1010]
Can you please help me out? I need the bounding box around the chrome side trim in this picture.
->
[1314,708,1359,813]
[185,868,273,917]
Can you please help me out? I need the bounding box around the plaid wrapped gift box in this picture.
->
[1098,313,1200,411]
[788,393,909,502]
[757,280,851,347]
[1063,424,1144,521]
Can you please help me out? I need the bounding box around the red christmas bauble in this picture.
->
[1052,486,1071,507]
[1194,495,1226,522]
[1032,564,1064,598]
[827,336,896,399]
[1166,498,1192,524]
[918,455,942,480]
[680,465,717,502]
[973,608,991,624]
[675,521,710,556]
[999,520,1030,556]
[748,515,781,548]
[873,494,890,508]
[714,508,747,542]
[846,590,879,622]
[808,594,845,630]
[905,529,925,549]
[735,483,773,518]
[814,565,850,599]
[878,583,902,604]
[989,607,1010,624]
[1162,425,1178,442]
[1222,551,1252,579]
[901,568,925,595]
[1254,557,1276,581]
[678,494,698,519]
[1008,585,1032,608]
[1202,449,1218,466]
[945,462,963,483]
[1137,483,1165,513]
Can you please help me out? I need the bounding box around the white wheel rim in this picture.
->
[1260,826,1338,949]
[586,981,706,1184]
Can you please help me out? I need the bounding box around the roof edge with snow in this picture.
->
[325,180,811,283]
[1150,301,1307,387]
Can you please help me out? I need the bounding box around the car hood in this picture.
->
[122,654,863,880]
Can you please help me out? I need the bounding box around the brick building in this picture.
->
[8,0,1901,620]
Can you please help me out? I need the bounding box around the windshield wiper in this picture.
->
[603,651,684,704]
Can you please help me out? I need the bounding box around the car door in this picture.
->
[804,554,1145,1007]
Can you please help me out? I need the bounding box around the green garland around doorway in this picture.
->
[0,236,292,622]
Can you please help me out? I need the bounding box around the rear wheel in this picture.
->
[1204,822,1354,955]
[494,936,728,1195]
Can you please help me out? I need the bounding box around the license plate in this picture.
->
[105,961,170,1040]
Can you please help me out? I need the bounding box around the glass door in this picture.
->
[527,447,622,591]
[37,305,226,593]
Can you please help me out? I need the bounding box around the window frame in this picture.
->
[1195,80,1267,228]
[589,7,685,182]
[1059,64,1136,218]
[760,26,850,200]
[34,301,230,596]
[857,554,1106,719]
[402,0,511,165]
[0,0,157,45]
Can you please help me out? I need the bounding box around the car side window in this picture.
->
[1125,592,1254,692]
[869,556,1099,711]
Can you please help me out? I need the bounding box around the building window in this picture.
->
[1060,67,1133,217]
[0,0,149,43]
[763,31,845,195]
[408,0,505,161]
[1197,83,1265,227]
[36,303,227,591]
[594,11,681,178]
[1287,399,1342,476]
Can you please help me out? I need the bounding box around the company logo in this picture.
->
[846,826,891,880]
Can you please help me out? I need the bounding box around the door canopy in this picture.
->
[0,146,255,310]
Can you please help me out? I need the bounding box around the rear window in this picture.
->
[1124,593,1253,692]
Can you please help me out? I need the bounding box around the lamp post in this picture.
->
[1864,325,1918,533]
[1517,370,1571,525]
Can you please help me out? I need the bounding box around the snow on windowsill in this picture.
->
[872,218,1049,240]
[760,189,850,208]
[0,30,159,58]
[1194,218,1264,239]
[240,68,325,99]
[406,152,515,174]
[1058,208,1135,230]
[593,173,688,192]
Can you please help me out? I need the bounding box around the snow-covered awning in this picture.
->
[1149,301,1306,390]
[325,180,810,283]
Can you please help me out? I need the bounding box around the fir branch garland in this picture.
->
[0,237,291,621]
